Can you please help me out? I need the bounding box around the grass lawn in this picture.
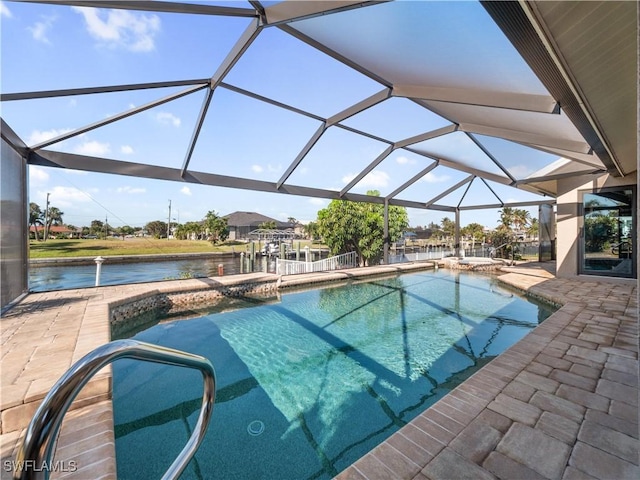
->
[29,238,322,258]
[29,238,231,258]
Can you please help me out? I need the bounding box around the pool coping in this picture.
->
[1,261,637,479]
[336,264,638,480]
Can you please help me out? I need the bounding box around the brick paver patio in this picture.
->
[1,262,638,479]
[338,263,638,480]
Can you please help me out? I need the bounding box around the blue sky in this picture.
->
[1,0,554,229]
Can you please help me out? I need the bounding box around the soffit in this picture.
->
[529,1,637,176]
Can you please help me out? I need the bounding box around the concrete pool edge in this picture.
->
[336,263,638,480]
[0,263,437,478]
[1,261,637,480]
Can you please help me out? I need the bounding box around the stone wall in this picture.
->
[443,258,504,272]
[109,280,278,337]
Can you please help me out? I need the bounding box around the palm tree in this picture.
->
[498,207,514,229]
[29,202,44,241]
[44,207,64,241]
[527,218,539,240]
[512,209,531,233]
[303,221,319,241]
[258,220,277,230]
[441,217,455,241]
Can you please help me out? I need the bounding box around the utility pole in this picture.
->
[105,215,108,239]
[44,192,50,241]
[167,200,172,239]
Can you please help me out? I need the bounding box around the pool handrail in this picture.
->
[13,339,216,480]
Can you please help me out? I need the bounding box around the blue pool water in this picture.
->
[112,270,554,479]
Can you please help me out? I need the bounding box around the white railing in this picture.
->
[277,251,358,275]
[388,248,455,264]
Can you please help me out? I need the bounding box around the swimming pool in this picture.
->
[112,269,554,479]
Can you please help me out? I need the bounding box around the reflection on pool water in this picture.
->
[112,270,555,480]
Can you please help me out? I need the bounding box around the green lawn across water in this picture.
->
[29,238,321,258]
[29,238,235,258]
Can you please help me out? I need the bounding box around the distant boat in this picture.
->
[261,242,279,256]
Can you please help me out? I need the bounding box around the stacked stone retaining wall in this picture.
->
[109,280,278,336]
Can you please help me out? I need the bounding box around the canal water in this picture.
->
[29,255,279,292]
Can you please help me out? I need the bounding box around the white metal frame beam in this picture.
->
[425,175,474,208]
[29,84,207,150]
[277,123,327,189]
[326,89,391,126]
[466,133,516,183]
[393,84,560,114]
[0,79,210,102]
[456,178,475,209]
[515,169,604,185]
[1,118,28,156]
[27,148,455,212]
[404,149,514,187]
[458,123,591,154]
[479,178,505,206]
[264,1,386,26]
[385,161,439,201]
[340,124,456,196]
[340,145,394,196]
[394,125,458,149]
[459,199,555,211]
[181,19,262,175]
[277,89,391,189]
[18,0,257,17]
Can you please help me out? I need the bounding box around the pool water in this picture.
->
[112,270,555,479]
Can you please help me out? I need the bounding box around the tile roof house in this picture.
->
[29,225,79,239]
[223,211,291,241]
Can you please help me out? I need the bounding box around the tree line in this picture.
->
[28,202,230,243]
[28,198,538,264]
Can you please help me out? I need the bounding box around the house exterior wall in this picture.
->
[556,171,637,280]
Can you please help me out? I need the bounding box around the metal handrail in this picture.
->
[14,339,216,480]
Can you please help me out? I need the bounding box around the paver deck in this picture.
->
[1,261,638,480]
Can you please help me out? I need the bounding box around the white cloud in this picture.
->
[342,170,389,188]
[29,166,49,187]
[309,198,327,206]
[72,7,160,52]
[75,140,110,156]
[421,171,450,183]
[180,186,192,196]
[47,186,95,208]
[116,186,146,194]
[155,112,181,127]
[27,128,73,146]
[1,2,13,18]
[251,165,264,173]
[121,145,134,155]
[396,155,416,165]
[27,15,56,44]
[267,164,282,173]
